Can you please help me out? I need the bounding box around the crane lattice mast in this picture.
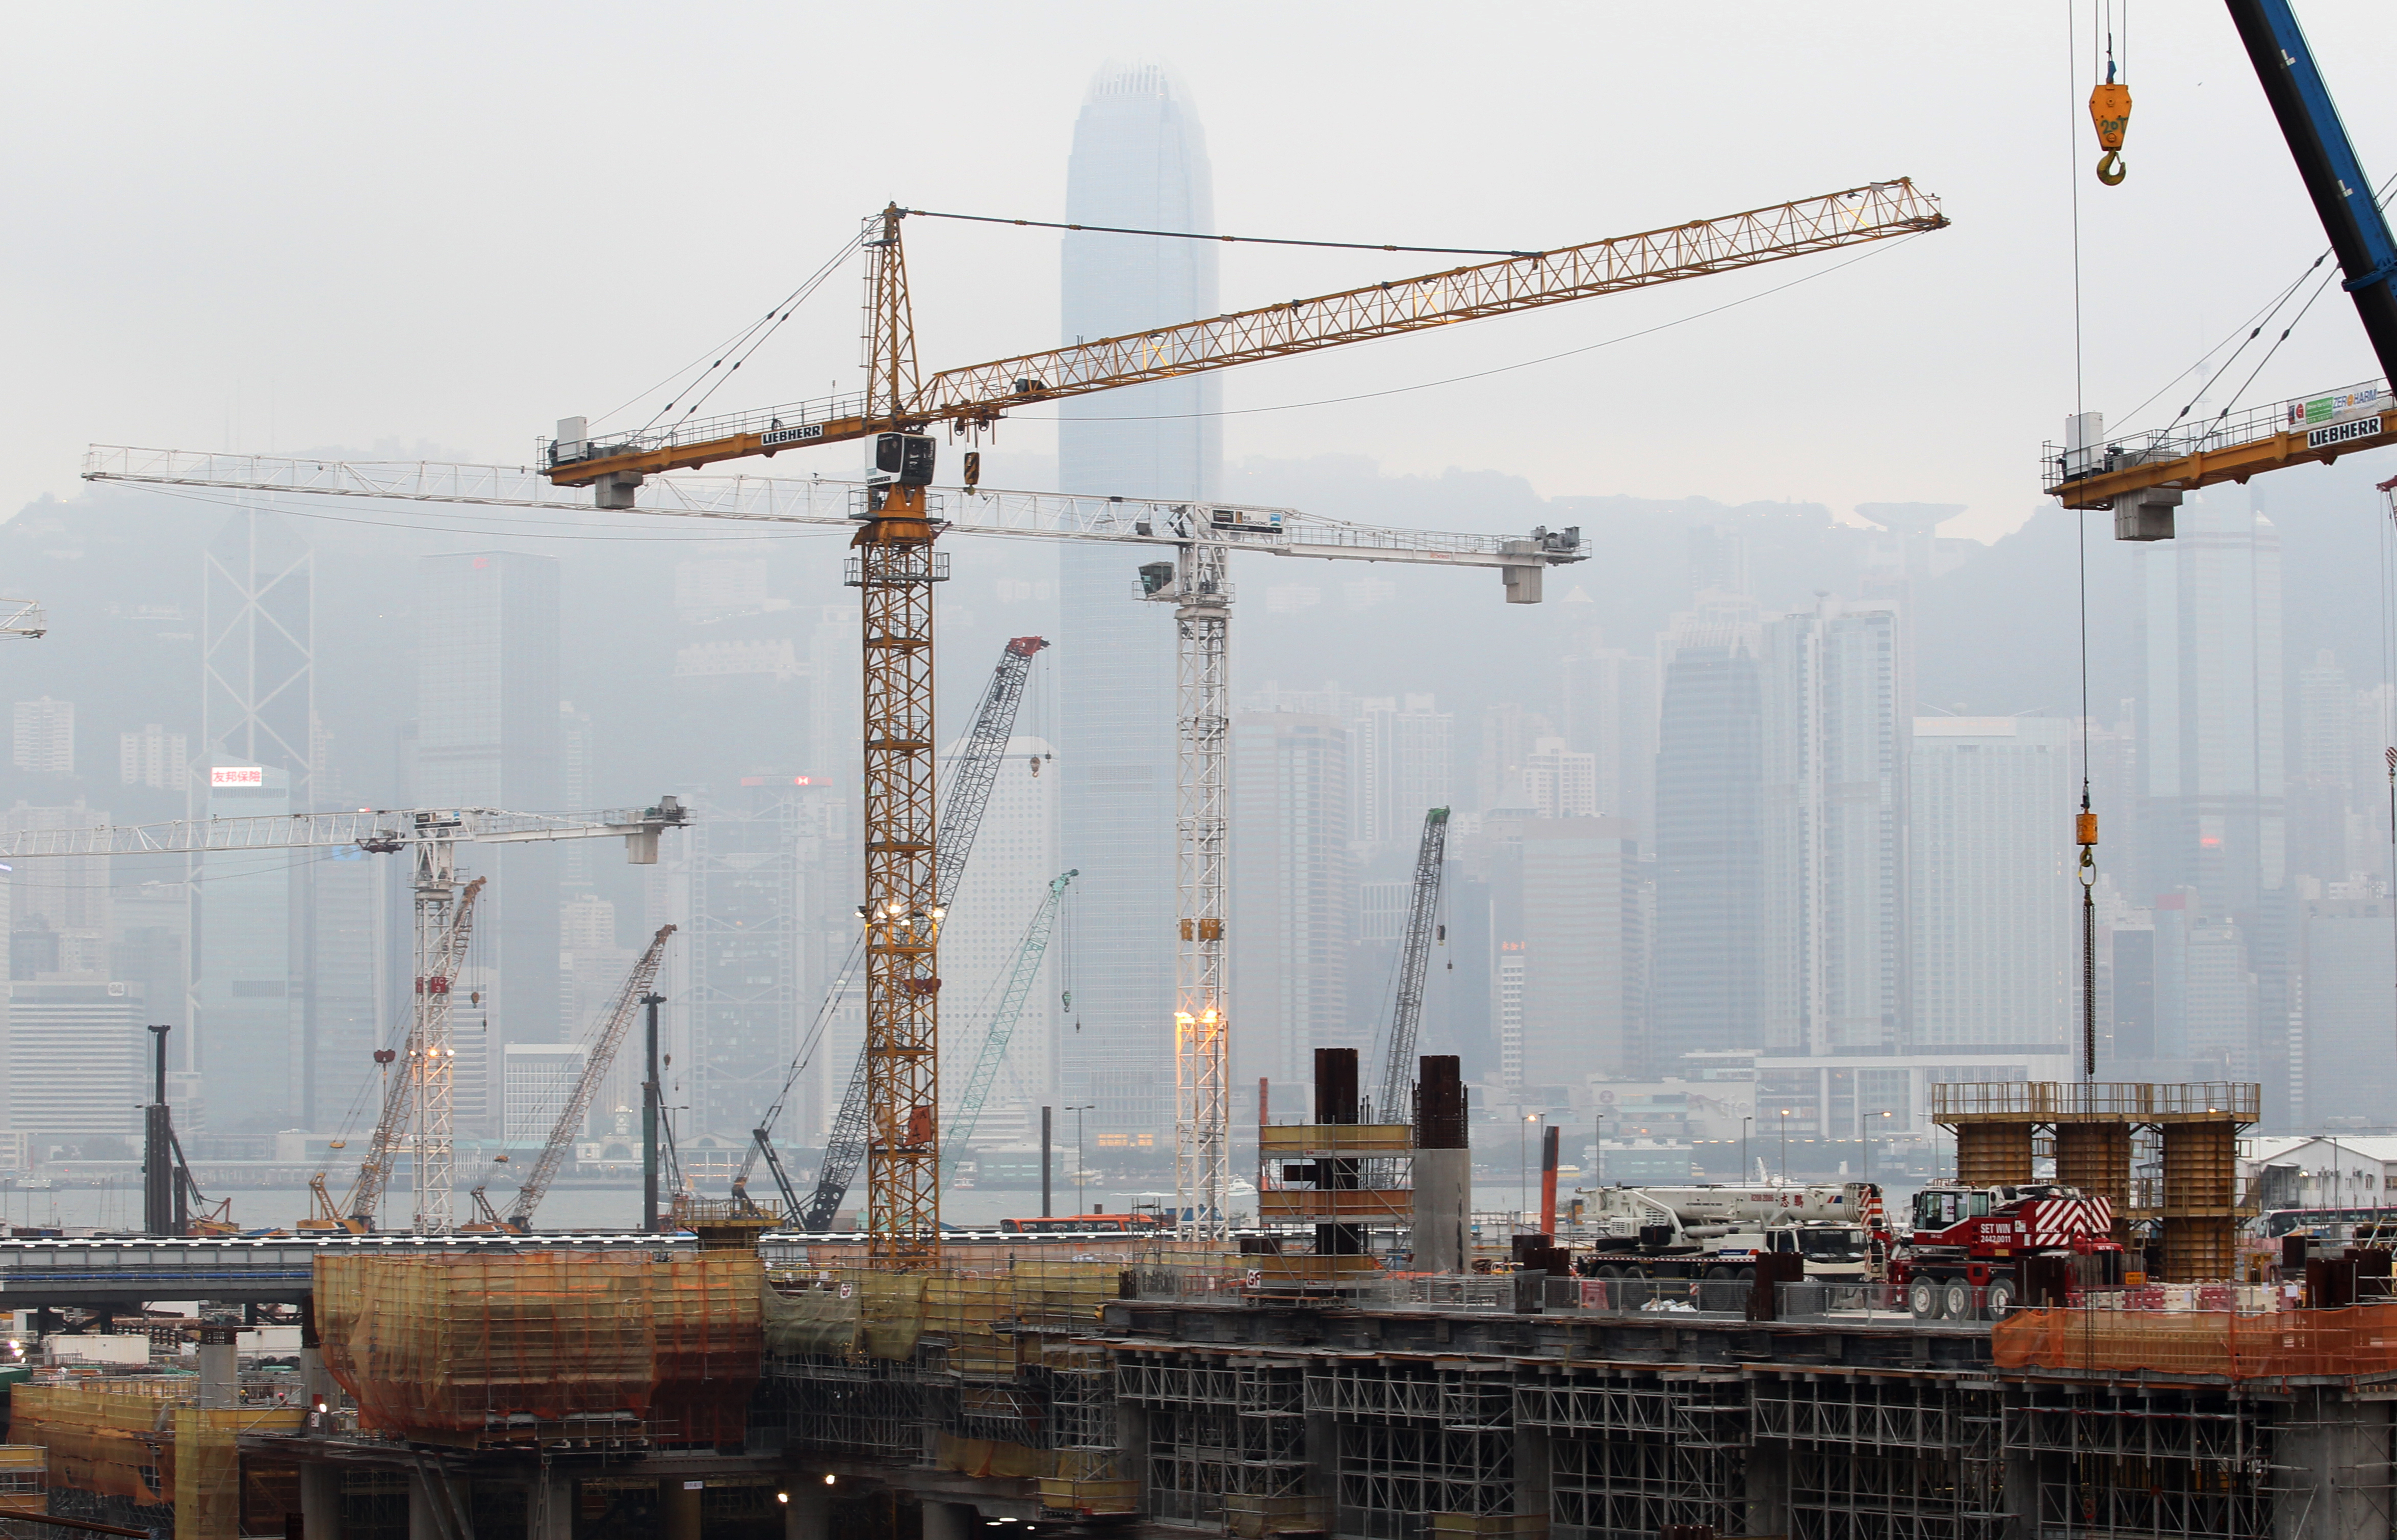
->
[944,870,1077,1173]
[502,924,676,1228]
[1374,807,1452,1125]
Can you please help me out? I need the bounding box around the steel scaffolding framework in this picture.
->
[2007,1386,2275,1539]
[1519,1368,1748,1539]
[1751,1373,2005,1540]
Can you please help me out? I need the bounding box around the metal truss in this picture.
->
[1523,1369,1748,1540]
[1754,1375,2005,1540]
[1158,542,1230,1241]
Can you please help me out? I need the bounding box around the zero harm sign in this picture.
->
[2307,415,2383,451]
[761,423,826,449]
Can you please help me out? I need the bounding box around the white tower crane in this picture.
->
[0,796,688,1232]
[79,448,1585,1241]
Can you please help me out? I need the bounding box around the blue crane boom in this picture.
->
[943,869,1077,1176]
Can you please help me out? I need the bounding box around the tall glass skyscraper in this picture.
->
[1056,66,1221,1132]
[1651,642,1764,1058]
[415,552,563,1135]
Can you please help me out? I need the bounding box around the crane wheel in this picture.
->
[1908,1278,1944,1320]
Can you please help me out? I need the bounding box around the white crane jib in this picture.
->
[0,797,689,1233]
[80,448,1589,1240]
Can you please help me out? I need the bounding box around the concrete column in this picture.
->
[1411,1148,1470,1274]
[921,1501,975,1540]
[660,1477,704,1540]
[526,1468,574,1540]
[1743,1439,1788,1538]
[299,1463,345,1540]
[2275,1389,2390,1540]
[783,1483,832,1540]
[406,1471,444,1540]
[1512,1422,1550,1525]
[197,1328,237,1411]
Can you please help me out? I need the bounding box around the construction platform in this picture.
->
[9,1248,2397,1538]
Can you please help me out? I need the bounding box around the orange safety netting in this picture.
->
[9,1381,184,1506]
[316,1249,762,1445]
[1994,1301,2397,1380]
[173,1406,305,1540]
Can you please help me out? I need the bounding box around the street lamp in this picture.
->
[1741,1116,1753,1185]
[1865,1109,1892,1186]
[1592,1112,1606,1193]
[1779,1108,1791,1183]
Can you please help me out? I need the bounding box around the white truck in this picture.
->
[1570,1182,1887,1286]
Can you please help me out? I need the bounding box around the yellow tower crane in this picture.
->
[543,186,1945,1269]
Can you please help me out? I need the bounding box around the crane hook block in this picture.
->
[2090,81,2131,186]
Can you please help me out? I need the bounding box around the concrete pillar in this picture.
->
[1512,1422,1550,1525]
[660,1477,704,1540]
[1411,1148,1470,1274]
[2275,1389,2390,1540]
[299,1464,345,1540]
[197,1328,237,1411]
[1743,1439,1788,1537]
[407,1471,444,1540]
[921,1501,975,1540]
[526,1468,574,1540]
[783,1483,832,1540]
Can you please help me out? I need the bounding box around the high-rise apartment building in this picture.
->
[2296,896,2396,1126]
[13,698,73,776]
[416,551,563,1129]
[2138,492,2287,1107]
[1651,636,1764,1059]
[682,781,804,1138]
[1759,597,1906,1058]
[1486,816,1643,1096]
[1231,712,1351,1091]
[1909,717,2073,1052]
[1560,645,1659,827]
[1351,695,1453,846]
[1524,738,1598,820]
[1055,65,1219,1134]
[939,736,1061,1143]
[503,1042,586,1146]
[7,981,143,1145]
[118,724,187,790]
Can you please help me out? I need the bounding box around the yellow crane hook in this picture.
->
[2091,75,2132,186]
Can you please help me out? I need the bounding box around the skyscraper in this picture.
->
[1758,597,1906,1058]
[683,781,803,1138]
[938,735,1061,1141]
[1909,717,2073,1052]
[1055,65,1220,1134]
[2138,492,2287,1104]
[1485,816,1643,1096]
[1230,711,1350,1090]
[1651,638,1764,1058]
[416,552,563,1132]
[11,698,73,775]
[200,510,313,1131]
[1351,694,1453,846]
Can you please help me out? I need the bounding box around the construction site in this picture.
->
[9,2,2397,1538]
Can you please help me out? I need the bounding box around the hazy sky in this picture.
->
[9,3,2397,542]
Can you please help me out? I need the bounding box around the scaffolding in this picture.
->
[1299,1359,1516,1539]
[0,1446,41,1519]
[314,1248,762,1446]
[1751,1373,2004,1540]
[2007,1384,2273,1539]
[1517,1367,1747,1540]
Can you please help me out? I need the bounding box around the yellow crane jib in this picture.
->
[542,181,1949,498]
